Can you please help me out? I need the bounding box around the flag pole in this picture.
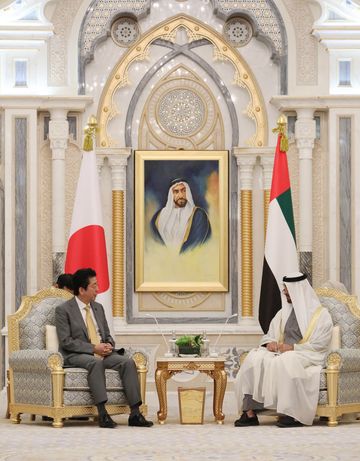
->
[273,114,288,153]
[83,115,98,152]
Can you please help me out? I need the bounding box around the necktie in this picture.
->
[84,304,100,346]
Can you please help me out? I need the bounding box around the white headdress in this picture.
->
[157,181,195,249]
[282,272,321,336]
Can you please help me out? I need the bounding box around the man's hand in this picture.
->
[94,343,114,357]
[266,341,279,352]
[278,343,294,353]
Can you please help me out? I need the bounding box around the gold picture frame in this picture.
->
[135,150,228,292]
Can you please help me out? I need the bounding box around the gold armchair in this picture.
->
[7,287,148,428]
[316,288,360,426]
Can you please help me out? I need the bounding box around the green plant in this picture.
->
[175,334,203,348]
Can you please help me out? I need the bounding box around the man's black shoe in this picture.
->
[98,412,117,428]
[128,413,154,427]
[276,415,303,427]
[234,411,259,427]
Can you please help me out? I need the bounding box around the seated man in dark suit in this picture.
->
[55,267,153,428]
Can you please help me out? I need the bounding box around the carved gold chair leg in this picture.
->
[327,411,338,427]
[52,417,64,428]
[11,413,21,424]
[325,353,340,427]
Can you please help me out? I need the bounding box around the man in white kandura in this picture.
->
[234,272,333,427]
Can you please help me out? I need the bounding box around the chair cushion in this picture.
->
[64,368,123,391]
[45,325,59,352]
[63,368,128,406]
[63,390,128,406]
[329,325,341,351]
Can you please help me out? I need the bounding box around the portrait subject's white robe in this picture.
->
[157,182,195,249]
[235,307,333,425]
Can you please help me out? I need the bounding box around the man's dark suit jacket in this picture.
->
[55,297,114,361]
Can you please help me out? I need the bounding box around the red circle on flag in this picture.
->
[65,225,110,293]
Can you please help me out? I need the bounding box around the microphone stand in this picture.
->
[210,313,238,357]
[145,314,173,357]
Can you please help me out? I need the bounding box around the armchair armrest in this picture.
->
[325,349,360,372]
[9,350,64,372]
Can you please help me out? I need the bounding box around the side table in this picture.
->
[155,357,227,424]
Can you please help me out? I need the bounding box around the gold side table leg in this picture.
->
[212,368,227,424]
[155,368,173,424]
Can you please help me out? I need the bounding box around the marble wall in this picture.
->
[14,118,27,309]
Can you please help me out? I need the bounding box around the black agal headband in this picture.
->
[283,273,307,283]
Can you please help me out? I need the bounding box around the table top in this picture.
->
[157,356,226,363]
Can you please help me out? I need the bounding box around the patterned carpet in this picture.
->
[1,404,360,461]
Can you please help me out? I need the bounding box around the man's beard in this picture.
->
[174,198,187,208]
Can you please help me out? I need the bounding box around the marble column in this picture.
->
[295,109,316,283]
[261,155,274,236]
[236,155,257,319]
[2,108,37,412]
[107,150,131,326]
[48,109,69,279]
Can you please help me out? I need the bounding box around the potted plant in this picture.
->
[175,334,203,356]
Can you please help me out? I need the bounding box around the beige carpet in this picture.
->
[1,404,360,461]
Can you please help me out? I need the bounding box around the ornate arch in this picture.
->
[97,14,268,148]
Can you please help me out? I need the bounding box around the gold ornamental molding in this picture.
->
[98,14,267,148]
[241,190,253,317]
[112,190,125,317]
[264,189,270,237]
[316,287,360,319]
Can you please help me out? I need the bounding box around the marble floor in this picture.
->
[1,396,360,461]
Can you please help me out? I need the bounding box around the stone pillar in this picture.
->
[107,150,131,325]
[295,109,316,283]
[48,109,69,279]
[236,155,257,319]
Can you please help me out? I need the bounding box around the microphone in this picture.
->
[145,314,173,357]
[210,313,238,357]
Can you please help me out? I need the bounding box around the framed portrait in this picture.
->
[135,150,228,292]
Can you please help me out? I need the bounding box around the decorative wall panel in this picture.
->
[48,0,83,86]
[282,0,318,86]
[15,118,27,309]
[139,65,224,150]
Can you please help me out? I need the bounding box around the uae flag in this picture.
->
[258,133,299,333]
[65,149,114,335]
